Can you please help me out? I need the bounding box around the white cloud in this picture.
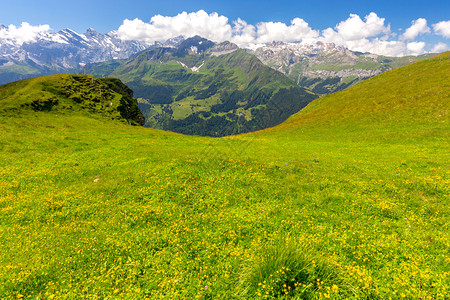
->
[346,39,406,57]
[433,20,450,38]
[0,22,50,45]
[118,11,319,48]
[406,41,426,55]
[332,13,390,41]
[401,18,430,40]
[117,10,232,43]
[115,11,414,56]
[230,18,256,46]
[117,11,401,55]
[252,18,319,44]
[319,13,407,56]
[432,42,448,53]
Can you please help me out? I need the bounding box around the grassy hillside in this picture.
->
[86,38,318,136]
[0,53,449,299]
[265,52,449,142]
[0,74,144,126]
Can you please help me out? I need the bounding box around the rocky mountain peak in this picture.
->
[85,27,99,37]
[163,36,185,48]
[211,41,238,52]
[176,36,215,55]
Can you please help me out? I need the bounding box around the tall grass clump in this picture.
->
[238,237,371,299]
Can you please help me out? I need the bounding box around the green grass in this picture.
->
[0,53,449,299]
[170,95,221,120]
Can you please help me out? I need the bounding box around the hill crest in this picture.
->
[0,74,145,126]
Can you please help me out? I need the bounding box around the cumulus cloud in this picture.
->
[0,22,50,45]
[401,18,430,40]
[346,39,406,57]
[332,13,390,41]
[118,10,319,47]
[118,10,232,43]
[318,13,407,56]
[252,18,319,44]
[117,11,401,55]
[433,20,450,38]
[115,11,419,56]
[432,42,448,53]
[230,18,256,46]
[406,41,426,55]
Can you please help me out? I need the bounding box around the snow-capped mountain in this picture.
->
[0,27,150,70]
[250,41,433,95]
[252,41,383,79]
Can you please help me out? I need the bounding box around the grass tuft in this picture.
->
[238,237,367,299]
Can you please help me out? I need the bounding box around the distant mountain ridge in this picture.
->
[0,27,149,67]
[251,41,434,95]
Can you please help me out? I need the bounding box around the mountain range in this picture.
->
[0,27,149,84]
[251,41,434,95]
[0,27,435,91]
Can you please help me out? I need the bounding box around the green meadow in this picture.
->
[0,53,449,299]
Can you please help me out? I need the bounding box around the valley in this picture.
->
[85,36,317,136]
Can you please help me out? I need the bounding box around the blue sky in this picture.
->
[0,0,449,33]
[0,0,449,56]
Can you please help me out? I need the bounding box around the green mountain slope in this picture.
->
[85,36,318,136]
[0,54,448,299]
[0,74,144,126]
[263,51,449,141]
